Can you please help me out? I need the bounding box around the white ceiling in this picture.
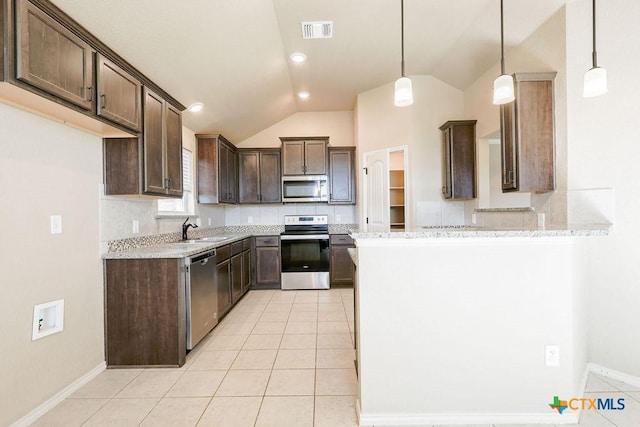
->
[50,0,568,142]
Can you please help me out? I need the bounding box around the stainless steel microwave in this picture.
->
[282,175,328,202]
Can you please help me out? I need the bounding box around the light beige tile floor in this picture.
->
[33,288,640,427]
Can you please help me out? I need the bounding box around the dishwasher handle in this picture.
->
[189,250,216,264]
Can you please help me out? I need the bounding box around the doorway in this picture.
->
[362,146,409,232]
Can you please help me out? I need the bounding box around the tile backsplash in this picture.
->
[224,204,357,226]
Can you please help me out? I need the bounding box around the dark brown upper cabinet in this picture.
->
[15,0,95,111]
[501,72,556,193]
[439,120,477,200]
[103,89,182,197]
[143,88,182,197]
[238,149,282,204]
[196,134,238,204]
[328,147,356,204]
[97,54,142,132]
[280,137,328,175]
[2,0,183,137]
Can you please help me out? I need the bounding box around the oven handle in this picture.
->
[281,234,330,240]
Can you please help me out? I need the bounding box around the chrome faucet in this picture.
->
[182,217,198,241]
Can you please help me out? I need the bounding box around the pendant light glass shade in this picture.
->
[492,0,514,105]
[394,77,414,107]
[583,67,607,97]
[493,74,515,104]
[394,0,413,107]
[583,0,607,98]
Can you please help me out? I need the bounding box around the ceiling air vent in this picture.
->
[301,21,333,39]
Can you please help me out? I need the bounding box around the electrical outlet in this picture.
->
[132,220,139,234]
[248,216,253,224]
[196,218,201,226]
[545,345,560,367]
[336,214,342,223]
[472,214,477,224]
[208,218,212,226]
[50,215,62,234]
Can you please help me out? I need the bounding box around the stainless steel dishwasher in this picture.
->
[185,249,218,350]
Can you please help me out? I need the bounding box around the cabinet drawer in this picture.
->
[330,234,354,246]
[231,241,243,256]
[242,238,251,251]
[217,244,230,261]
[255,236,279,247]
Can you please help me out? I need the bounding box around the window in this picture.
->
[157,148,195,215]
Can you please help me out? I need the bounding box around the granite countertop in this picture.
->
[102,233,253,259]
[103,224,361,260]
[349,224,611,240]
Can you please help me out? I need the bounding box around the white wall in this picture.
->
[565,0,640,376]
[0,102,104,426]
[356,237,586,424]
[355,76,466,228]
[237,111,354,147]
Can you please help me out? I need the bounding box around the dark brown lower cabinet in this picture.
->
[104,258,185,367]
[231,241,243,304]
[216,249,232,318]
[253,236,280,289]
[330,235,355,286]
[242,248,251,294]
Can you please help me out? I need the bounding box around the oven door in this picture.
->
[280,234,330,290]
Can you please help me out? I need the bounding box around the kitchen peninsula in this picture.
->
[350,225,609,425]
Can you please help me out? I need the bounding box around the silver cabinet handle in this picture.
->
[100,94,107,109]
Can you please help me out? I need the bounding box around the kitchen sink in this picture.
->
[197,236,230,242]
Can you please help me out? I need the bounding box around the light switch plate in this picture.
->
[50,215,62,234]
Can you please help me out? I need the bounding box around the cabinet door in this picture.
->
[255,247,280,285]
[239,151,260,204]
[242,249,251,293]
[231,254,243,304]
[517,80,555,192]
[197,136,219,204]
[97,54,142,131]
[330,246,355,286]
[229,150,238,203]
[16,0,94,110]
[165,104,183,196]
[143,88,165,195]
[218,143,230,202]
[329,148,355,204]
[500,102,517,191]
[305,140,327,175]
[282,141,305,175]
[450,124,475,199]
[442,128,453,198]
[216,260,232,317]
[259,151,281,203]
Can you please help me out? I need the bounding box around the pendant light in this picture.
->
[394,0,413,107]
[492,0,515,105]
[583,0,607,97]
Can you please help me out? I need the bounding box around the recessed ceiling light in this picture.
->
[290,53,307,63]
[188,102,204,113]
[298,91,310,99]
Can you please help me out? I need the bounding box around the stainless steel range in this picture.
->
[280,215,330,290]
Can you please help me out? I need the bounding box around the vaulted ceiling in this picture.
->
[50,0,568,141]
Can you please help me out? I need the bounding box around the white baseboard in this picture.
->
[588,362,640,388]
[10,362,106,427]
[357,411,578,426]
